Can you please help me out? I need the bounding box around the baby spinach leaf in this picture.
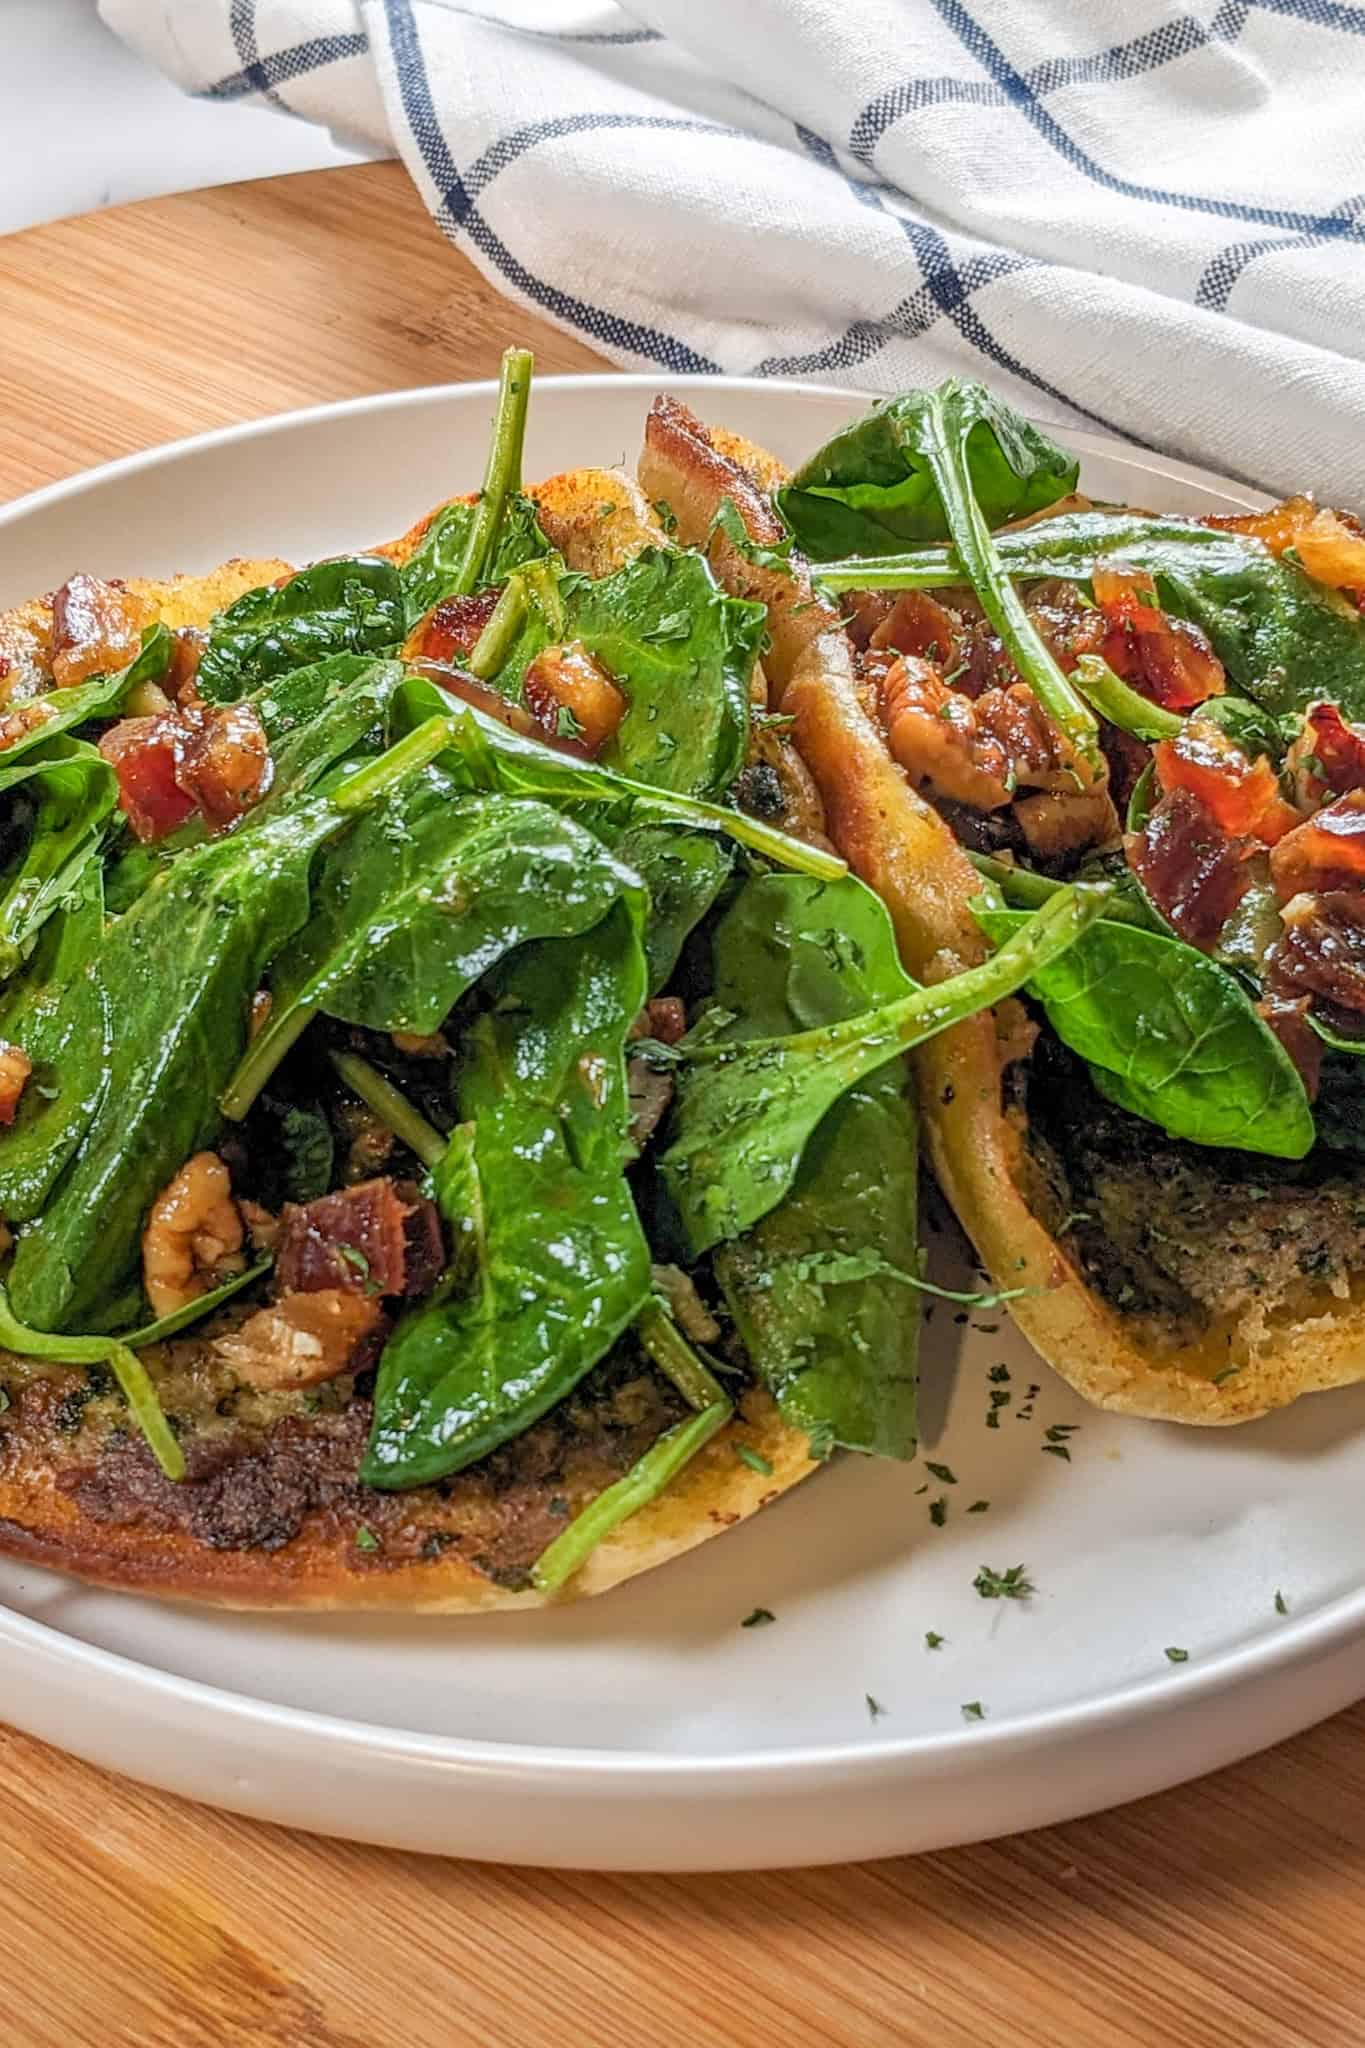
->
[8,795,344,1331]
[777,380,1078,558]
[0,739,116,979]
[363,898,652,1488]
[817,512,1365,722]
[0,624,170,769]
[707,873,921,1459]
[226,765,643,1112]
[196,558,404,703]
[610,823,732,993]
[400,492,551,623]
[386,678,844,878]
[0,866,109,1223]
[470,549,764,800]
[662,882,1106,1256]
[974,907,1314,1159]
[250,657,407,808]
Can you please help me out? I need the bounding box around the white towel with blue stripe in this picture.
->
[102,0,1365,502]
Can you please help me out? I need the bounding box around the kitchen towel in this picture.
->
[102,1,1365,501]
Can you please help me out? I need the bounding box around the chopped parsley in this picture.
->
[865,1693,887,1720]
[988,1364,1011,1384]
[961,1700,985,1721]
[652,498,678,535]
[1040,1443,1070,1462]
[1274,1590,1288,1616]
[1211,1365,1242,1387]
[555,704,586,741]
[966,1500,990,1515]
[741,1606,776,1629]
[735,1445,773,1477]
[925,1461,956,1485]
[929,1496,948,1528]
[924,1630,945,1650]
[1164,1646,1189,1664]
[336,1243,380,1296]
[974,1563,1033,1601]
[355,1525,381,1553]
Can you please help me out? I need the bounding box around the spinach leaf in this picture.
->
[778,380,1078,558]
[0,867,109,1223]
[974,907,1314,1158]
[610,824,732,993]
[0,625,170,769]
[0,739,116,978]
[400,492,551,623]
[276,1101,334,1204]
[662,882,1106,1256]
[195,558,404,704]
[250,657,407,808]
[8,794,345,1330]
[225,764,643,1113]
[473,549,764,800]
[363,898,652,1488]
[386,679,845,878]
[816,512,1365,722]
[707,873,921,1459]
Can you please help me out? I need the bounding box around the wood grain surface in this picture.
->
[1,161,1362,2048]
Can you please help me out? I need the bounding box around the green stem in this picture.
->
[329,715,453,816]
[467,572,528,679]
[522,556,566,638]
[221,999,317,1121]
[452,346,534,598]
[0,1283,184,1481]
[530,1399,733,1595]
[631,791,846,879]
[636,1299,728,1411]
[1070,653,1183,741]
[965,851,1063,909]
[686,882,1110,1075]
[812,550,959,591]
[924,404,1099,768]
[121,1260,273,1348]
[328,1049,447,1169]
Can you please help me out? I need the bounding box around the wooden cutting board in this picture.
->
[0,161,1362,2048]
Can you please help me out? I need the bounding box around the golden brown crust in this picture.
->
[654,405,1365,1426]
[0,1386,812,1610]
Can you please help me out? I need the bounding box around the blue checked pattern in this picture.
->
[101,0,1365,502]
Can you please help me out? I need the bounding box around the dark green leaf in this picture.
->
[8,795,343,1330]
[196,558,404,703]
[973,906,1314,1158]
[0,738,116,979]
[363,898,652,1488]
[400,492,552,623]
[611,824,732,993]
[777,380,1077,557]
[662,885,1107,1256]
[709,873,921,1459]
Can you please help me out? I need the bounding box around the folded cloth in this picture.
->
[103,0,1365,501]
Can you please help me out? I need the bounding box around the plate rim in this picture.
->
[0,372,1326,1806]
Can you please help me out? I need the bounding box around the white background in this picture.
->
[1,0,368,237]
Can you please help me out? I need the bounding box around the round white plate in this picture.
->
[1,376,1362,1871]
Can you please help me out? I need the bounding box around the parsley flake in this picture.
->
[961,1701,985,1721]
[925,1461,956,1485]
[974,1563,1033,1601]
[355,1526,381,1554]
[929,1496,948,1527]
[865,1693,887,1720]
[1164,1646,1189,1664]
[735,1445,773,1477]
[1274,1590,1288,1616]
[1040,1443,1071,1462]
[924,1631,945,1651]
[966,1500,990,1514]
[741,1607,776,1629]
[555,704,586,741]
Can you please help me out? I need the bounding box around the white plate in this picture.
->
[1,376,1363,1872]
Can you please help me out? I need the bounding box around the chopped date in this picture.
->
[1126,788,1253,947]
